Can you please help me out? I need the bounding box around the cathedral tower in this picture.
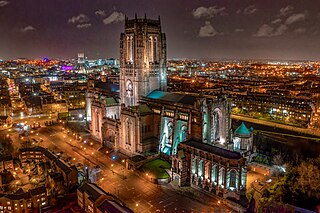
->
[120,15,167,106]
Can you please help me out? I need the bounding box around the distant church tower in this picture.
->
[120,14,167,106]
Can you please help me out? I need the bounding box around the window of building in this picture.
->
[229,170,237,188]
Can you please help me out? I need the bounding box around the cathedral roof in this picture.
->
[105,97,117,106]
[137,104,153,114]
[234,122,251,136]
[146,90,197,106]
[182,141,243,160]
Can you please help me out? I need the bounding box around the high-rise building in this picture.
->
[119,15,167,107]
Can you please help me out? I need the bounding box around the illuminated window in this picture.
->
[229,170,237,188]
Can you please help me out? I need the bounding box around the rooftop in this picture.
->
[182,141,243,160]
[146,90,197,106]
[234,122,251,136]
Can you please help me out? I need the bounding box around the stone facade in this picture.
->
[119,16,167,107]
[85,16,253,201]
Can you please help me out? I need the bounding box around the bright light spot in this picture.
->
[136,203,139,207]
[218,200,221,204]
[220,138,225,144]
[112,156,116,160]
[79,114,83,118]
[111,164,114,167]
[73,158,76,160]
[122,160,125,163]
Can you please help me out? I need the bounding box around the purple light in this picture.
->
[62,65,74,71]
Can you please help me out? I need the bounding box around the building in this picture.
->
[77,182,133,213]
[86,16,252,201]
[19,146,78,189]
[0,186,48,213]
[119,15,167,107]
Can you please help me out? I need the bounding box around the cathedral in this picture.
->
[86,15,252,201]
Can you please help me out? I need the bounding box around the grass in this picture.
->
[141,159,171,179]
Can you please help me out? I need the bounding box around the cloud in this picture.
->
[243,5,257,15]
[77,23,92,29]
[0,0,9,7]
[285,13,306,25]
[272,24,288,36]
[294,28,306,33]
[198,21,219,37]
[193,6,226,19]
[103,12,125,25]
[95,10,106,17]
[271,18,281,24]
[254,24,274,37]
[68,14,90,24]
[235,28,244,32]
[279,5,294,17]
[254,23,289,37]
[21,25,36,32]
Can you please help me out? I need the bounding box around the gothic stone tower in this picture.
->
[120,15,167,107]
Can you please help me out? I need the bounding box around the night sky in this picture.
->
[1,0,320,60]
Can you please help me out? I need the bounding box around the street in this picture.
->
[6,115,236,213]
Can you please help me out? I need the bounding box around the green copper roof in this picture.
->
[105,97,117,106]
[235,122,250,135]
[138,104,153,114]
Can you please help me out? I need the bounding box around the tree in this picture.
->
[259,157,320,211]
[293,157,320,200]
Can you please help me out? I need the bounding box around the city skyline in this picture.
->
[1,0,320,60]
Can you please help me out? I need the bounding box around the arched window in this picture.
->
[126,119,131,145]
[181,126,187,142]
[95,110,100,132]
[198,160,203,177]
[148,36,153,63]
[219,167,225,186]
[167,122,173,145]
[126,36,133,63]
[153,37,158,62]
[229,170,237,188]
[211,164,217,182]
[192,158,196,174]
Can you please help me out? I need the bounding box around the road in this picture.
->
[6,116,236,213]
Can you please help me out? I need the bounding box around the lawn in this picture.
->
[140,159,171,179]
